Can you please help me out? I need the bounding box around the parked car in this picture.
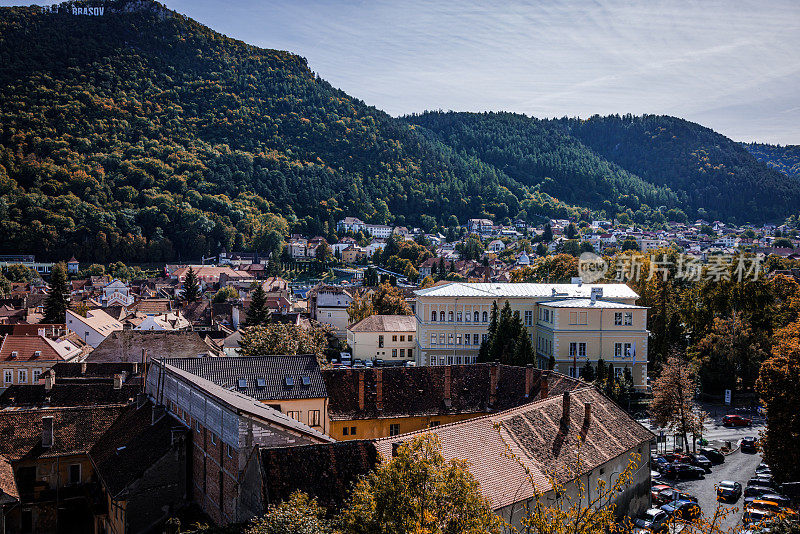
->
[664,463,705,480]
[699,447,725,464]
[664,453,690,464]
[717,480,743,502]
[723,414,753,427]
[655,489,698,506]
[742,508,773,526]
[660,500,701,521]
[687,453,712,471]
[749,477,776,490]
[755,463,772,475]
[373,359,384,367]
[744,485,774,500]
[652,456,671,474]
[651,484,673,504]
[746,499,796,515]
[758,494,792,510]
[742,436,758,453]
[633,508,670,534]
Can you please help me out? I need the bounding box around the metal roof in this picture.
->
[414,282,639,299]
[161,354,327,401]
[538,298,645,309]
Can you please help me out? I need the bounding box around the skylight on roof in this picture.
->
[284,376,294,387]
[301,376,311,386]
[257,378,266,387]
[237,379,247,388]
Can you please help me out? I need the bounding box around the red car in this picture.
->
[652,484,673,503]
[723,415,752,427]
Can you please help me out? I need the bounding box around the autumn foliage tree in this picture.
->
[649,354,702,452]
[239,324,327,361]
[757,320,800,482]
[341,434,503,534]
[347,284,412,324]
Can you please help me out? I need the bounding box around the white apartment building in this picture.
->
[365,224,392,239]
[66,308,123,348]
[347,315,416,362]
[413,282,648,389]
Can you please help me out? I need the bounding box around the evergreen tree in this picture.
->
[596,358,606,382]
[183,266,200,303]
[247,282,269,326]
[582,360,595,382]
[43,262,69,324]
[542,224,553,242]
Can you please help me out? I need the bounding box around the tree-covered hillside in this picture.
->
[0,1,795,262]
[0,1,575,261]
[407,111,800,225]
[743,143,800,180]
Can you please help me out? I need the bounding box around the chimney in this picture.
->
[443,366,452,406]
[584,402,592,422]
[42,416,54,448]
[489,362,499,406]
[152,404,166,425]
[562,391,571,421]
[524,364,534,398]
[44,371,55,391]
[80,362,87,375]
[113,374,123,390]
[375,369,383,412]
[540,370,549,399]
[358,371,365,411]
[590,287,603,304]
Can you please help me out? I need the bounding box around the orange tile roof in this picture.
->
[0,334,64,362]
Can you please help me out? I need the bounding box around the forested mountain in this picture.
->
[0,1,794,262]
[406,112,799,225]
[743,143,800,180]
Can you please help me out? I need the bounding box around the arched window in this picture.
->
[448,311,454,322]
[482,311,488,323]
[474,311,480,322]
[440,311,445,322]
[431,311,437,322]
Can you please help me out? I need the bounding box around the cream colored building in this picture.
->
[347,315,416,362]
[413,282,648,388]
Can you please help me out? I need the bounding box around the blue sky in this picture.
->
[4,0,800,144]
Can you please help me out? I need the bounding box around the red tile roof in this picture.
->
[0,334,64,362]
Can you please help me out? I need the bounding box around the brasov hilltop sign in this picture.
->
[40,3,106,15]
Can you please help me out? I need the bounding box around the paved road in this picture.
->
[663,447,764,531]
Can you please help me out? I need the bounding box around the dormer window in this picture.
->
[33,351,41,358]
[237,379,247,388]
[9,351,17,360]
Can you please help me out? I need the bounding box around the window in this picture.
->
[378,335,384,348]
[464,335,470,346]
[9,351,17,359]
[400,349,405,357]
[431,333,437,345]
[615,343,623,357]
[579,312,588,325]
[455,356,462,364]
[544,309,550,322]
[3,370,11,384]
[579,342,586,357]
[392,349,397,357]
[569,311,577,325]
[399,335,405,342]
[439,333,445,344]
[431,311,437,322]
[409,335,413,342]
[624,312,633,326]
[440,311,445,322]
[392,335,397,342]
[474,334,479,345]
[448,311,454,322]
[569,343,577,357]
[210,433,217,445]
[18,369,27,384]
[68,464,81,485]
[196,421,201,433]
[237,379,247,388]
[448,334,453,345]
[457,312,462,322]
[614,312,623,326]
[524,310,532,326]
[615,367,624,378]
[408,349,413,359]
[389,423,400,436]
[465,312,471,323]
[624,342,633,358]
[286,411,301,421]
[343,427,349,436]
[481,334,487,343]
[430,420,441,427]
[482,311,488,323]
[456,334,462,345]
[448,356,453,365]
[474,311,480,322]
[309,410,321,427]
[256,378,266,387]
[227,444,234,458]
[350,426,356,435]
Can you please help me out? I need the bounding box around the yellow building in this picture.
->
[347,315,416,362]
[341,245,366,264]
[413,282,648,388]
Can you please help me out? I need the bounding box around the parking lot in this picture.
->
[665,447,764,530]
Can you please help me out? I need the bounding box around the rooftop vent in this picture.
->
[284,376,294,387]
[301,376,311,386]
[237,379,247,389]
[257,378,266,387]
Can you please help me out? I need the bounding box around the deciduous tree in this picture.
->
[649,354,701,452]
